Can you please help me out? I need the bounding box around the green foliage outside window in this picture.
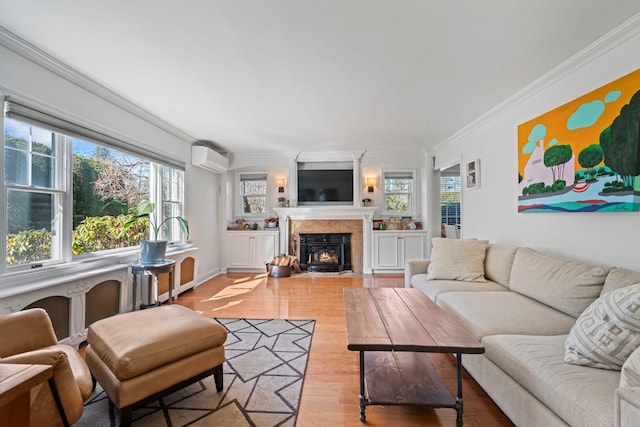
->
[6,229,51,265]
[384,177,411,212]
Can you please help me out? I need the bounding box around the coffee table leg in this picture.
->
[456,353,463,427]
[359,351,366,422]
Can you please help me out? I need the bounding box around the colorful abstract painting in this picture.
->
[518,68,640,213]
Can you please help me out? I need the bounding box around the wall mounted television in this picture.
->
[297,167,354,205]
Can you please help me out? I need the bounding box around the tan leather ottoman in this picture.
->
[85,305,227,426]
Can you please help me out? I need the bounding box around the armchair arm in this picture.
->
[2,348,85,425]
[615,387,640,427]
[0,308,58,357]
[404,259,431,288]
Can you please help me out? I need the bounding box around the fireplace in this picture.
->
[299,233,351,272]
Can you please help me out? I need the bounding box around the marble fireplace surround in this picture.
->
[274,207,377,274]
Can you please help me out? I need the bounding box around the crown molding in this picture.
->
[434,12,640,151]
[0,26,195,144]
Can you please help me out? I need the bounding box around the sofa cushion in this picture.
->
[564,283,640,370]
[426,238,489,282]
[410,275,508,302]
[509,247,610,318]
[602,267,640,295]
[484,244,519,288]
[483,334,619,427]
[436,291,576,341]
[621,347,640,387]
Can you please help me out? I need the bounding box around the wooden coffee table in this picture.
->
[343,288,484,426]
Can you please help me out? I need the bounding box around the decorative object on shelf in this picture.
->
[362,198,372,207]
[123,200,189,264]
[278,197,287,207]
[264,217,279,228]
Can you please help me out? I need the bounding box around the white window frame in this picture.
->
[236,172,269,217]
[2,98,187,277]
[381,169,418,216]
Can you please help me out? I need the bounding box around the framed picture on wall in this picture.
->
[466,159,480,189]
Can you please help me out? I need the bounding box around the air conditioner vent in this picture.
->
[191,146,228,173]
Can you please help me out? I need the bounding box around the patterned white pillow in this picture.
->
[565,283,640,370]
[426,238,489,282]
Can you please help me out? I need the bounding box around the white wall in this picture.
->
[433,21,640,270]
[0,41,223,281]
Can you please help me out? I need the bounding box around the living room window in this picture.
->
[382,170,416,215]
[2,98,186,274]
[239,173,268,214]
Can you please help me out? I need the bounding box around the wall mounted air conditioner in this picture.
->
[191,146,228,173]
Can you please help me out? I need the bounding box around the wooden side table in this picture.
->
[0,364,53,427]
[130,260,176,310]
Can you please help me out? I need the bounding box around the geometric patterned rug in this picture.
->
[76,318,315,427]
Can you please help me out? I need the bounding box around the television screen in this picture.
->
[298,169,354,204]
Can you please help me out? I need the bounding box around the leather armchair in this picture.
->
[0,308,93,426]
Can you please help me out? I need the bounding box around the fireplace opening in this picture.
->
[299,233,351,272]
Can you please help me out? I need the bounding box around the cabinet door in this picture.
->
[254,233,277,268]
[402,234,426,262]
[227,233,253,268]
[374,233,401,269]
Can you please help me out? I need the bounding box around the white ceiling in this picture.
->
[1,1,640,155]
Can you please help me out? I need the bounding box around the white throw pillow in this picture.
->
[426,238,489,282]
[565,283,640,370]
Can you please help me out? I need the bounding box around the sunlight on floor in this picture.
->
[201,274,269,302]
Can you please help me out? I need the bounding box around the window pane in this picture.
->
[4,118,57,189]
[6,190,56,265]
[383,173,413,213]
[243,195,266,213]
[32,152,54,187]
[240,175,267,214]
[385,194,409,212]
[4,147,28,185]
[72,139,150,255]
[162,201,184,241]
[161,166,185,242]
[384,178,410,193]
[241,180,267,195]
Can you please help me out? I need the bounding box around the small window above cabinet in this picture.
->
[238,173,268,215]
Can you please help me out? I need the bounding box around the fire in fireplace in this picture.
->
[299,233,351,272]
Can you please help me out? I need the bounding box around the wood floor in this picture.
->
[175,272,515,427]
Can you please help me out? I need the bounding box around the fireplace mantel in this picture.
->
[274,206,377,220]
[274,206,377,274]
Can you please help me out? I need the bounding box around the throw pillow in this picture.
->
[564,282,640,370]
[426,238,489,282]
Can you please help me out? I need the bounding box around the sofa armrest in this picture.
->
[616,387,640,427]
[404,259,431,288]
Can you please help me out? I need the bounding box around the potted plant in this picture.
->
[123,200,189,264]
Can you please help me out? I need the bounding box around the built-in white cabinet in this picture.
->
[226,230,280,271]
[373,231,427,272]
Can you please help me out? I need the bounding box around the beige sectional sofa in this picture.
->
[405,240,640,427]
